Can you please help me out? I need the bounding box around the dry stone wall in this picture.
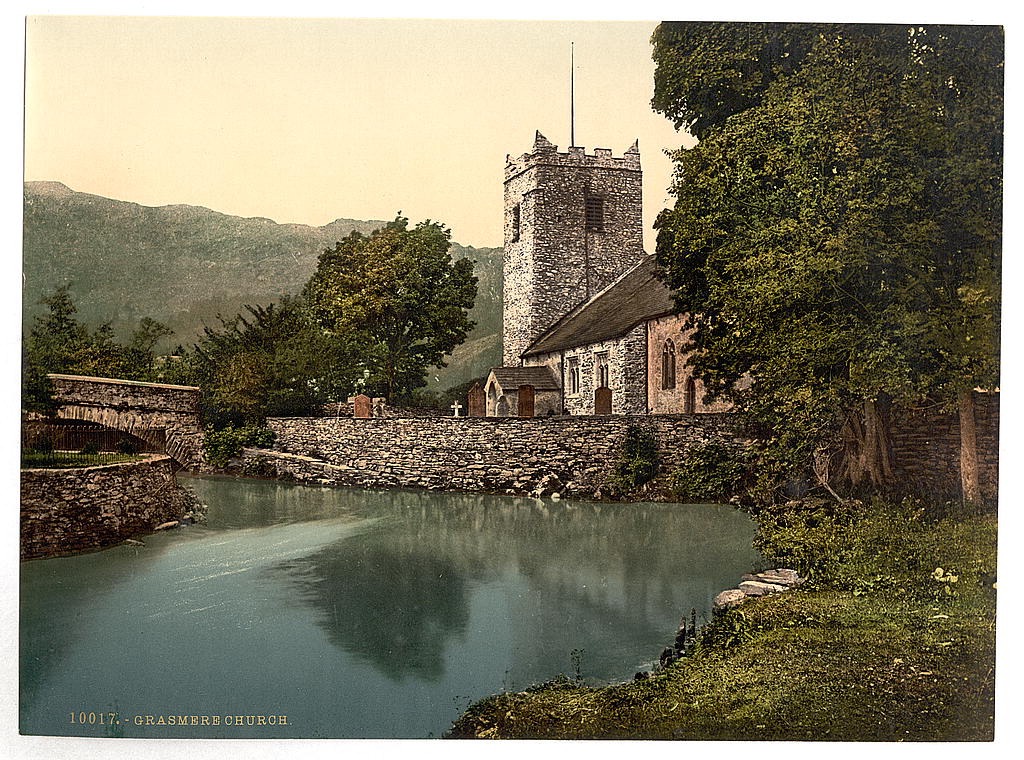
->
[251,414,748,496]
[890,391,999,500]
[20,455,195,560]
[248,395,1000,502]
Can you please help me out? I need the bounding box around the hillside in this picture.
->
[23,182,502,389]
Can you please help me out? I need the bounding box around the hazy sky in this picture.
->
[25,16,694,250]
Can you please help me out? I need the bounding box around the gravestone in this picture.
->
[352,394,372,419]
[518,384,535,418]
[595,386,612,415]
[467,382,485,417]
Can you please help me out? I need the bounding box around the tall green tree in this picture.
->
[651,23,1001,500]
[169,298,358,427]
[303,216,478,399]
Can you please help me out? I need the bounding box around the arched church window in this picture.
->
[568,358,581,395]
[684,377,696,413]
[595,352,610,388]
[661,339,676,390]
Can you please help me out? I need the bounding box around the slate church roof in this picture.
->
[523,255,677,357]
[488,365,561,391]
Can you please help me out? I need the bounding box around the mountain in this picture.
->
[23,181,502,389]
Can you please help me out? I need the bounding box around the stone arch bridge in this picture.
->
[47,374,204,469]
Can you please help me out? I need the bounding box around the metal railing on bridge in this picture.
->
[22,422,166,456]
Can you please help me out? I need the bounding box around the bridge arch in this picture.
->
[46,374,204,469]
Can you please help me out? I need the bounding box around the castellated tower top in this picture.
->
[504,131,641,183]
[501,130,646,366]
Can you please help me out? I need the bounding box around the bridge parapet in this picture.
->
[48,374,200,413]
[46,374,204,469]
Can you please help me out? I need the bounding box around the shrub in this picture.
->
[115,438,140,455]
[241,455,276,478]
[669,442,752,503]
[608,427,660,494]
[34,436,54,454]
[204,425,277,469]
[79,441,100,455]
[753,503,856,583]
[751,496,983,593]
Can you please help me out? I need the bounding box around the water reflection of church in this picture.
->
[485,132,734,417]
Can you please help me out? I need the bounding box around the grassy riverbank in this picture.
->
[449,498,997,740]
[21,450,146,469]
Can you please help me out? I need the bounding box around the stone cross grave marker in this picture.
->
[353,394,372,419]
[467,382,485,417]
[451,402,463,417]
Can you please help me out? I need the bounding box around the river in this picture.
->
[20,475,759,738]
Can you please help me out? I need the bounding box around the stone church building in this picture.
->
[485,132,731,417]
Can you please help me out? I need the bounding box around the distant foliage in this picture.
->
[608,427,660,495]
[22,284,172,412]
[21,355,56,415]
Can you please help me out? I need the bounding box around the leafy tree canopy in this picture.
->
[165,298,359,428]
[652,23,1002,497]
[303,216,478,399]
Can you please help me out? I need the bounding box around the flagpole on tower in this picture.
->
[570,41,575,148]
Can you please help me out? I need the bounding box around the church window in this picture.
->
[595,352,610,388]
[510,203,521,242]
[585,196,605,232]
[568,358,581,395]
[661,339,677,390]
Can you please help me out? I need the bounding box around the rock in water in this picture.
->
[153,520,179,531]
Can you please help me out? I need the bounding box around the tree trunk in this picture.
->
[840,397,894,490]
[958,389,981,504]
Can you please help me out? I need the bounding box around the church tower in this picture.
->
[502,132,645,366]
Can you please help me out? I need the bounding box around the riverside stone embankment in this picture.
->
[242,414,749,497]
[20,455,198,560]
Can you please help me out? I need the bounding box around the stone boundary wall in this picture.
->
[249,396,1000,501]
[251,414,748,495]
[890,391,999,500]
[21,455,193,560]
